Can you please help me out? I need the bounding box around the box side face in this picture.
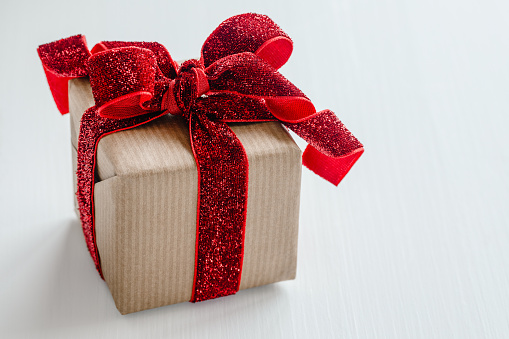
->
[71,146,79,217]
[69,78,93,217]
[69,78,95,150]
[95,171,198,315]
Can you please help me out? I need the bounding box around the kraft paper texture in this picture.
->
[69,77,302,314]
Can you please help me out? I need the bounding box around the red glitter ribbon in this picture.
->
[37,13,364,302]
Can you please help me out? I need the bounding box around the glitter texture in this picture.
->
[284,109,362,158]
[76,107,167,278]
[201,13,291,68]
[37,13,364,303]
[37,35,91,114]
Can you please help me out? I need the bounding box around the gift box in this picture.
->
[38,13,363,315]
[68,77,301,314]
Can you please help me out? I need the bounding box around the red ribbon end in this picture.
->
[302,145,364,186]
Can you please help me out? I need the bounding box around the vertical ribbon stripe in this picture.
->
[189,114,249,301]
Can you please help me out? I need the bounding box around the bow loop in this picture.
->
[201,13,293,69]
[87,47,158,119]
[206,53,305,98]
[91,40,178,79]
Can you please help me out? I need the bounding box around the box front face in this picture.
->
[69,78,302,314]
[236,123,301,290]
[94,172,198,313]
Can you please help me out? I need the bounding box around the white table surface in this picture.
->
[1,1,508,338]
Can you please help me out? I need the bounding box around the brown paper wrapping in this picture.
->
[68,77,302,314]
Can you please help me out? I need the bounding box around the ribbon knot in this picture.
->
[163,59,210,118]
[37,13,364,303]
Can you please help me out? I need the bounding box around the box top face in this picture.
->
[69,78,302,181]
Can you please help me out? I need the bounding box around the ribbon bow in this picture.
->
[38,13,364,302]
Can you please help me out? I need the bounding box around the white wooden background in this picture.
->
[1,0,508,338]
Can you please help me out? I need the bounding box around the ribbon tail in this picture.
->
[281,109,364,186]
[189,114,249,302]
[204,53,363,185]
[41,69,76,115]
[37,35,91,114]
[302,145,364,186]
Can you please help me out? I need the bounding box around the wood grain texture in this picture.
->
[1,0,508,337]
